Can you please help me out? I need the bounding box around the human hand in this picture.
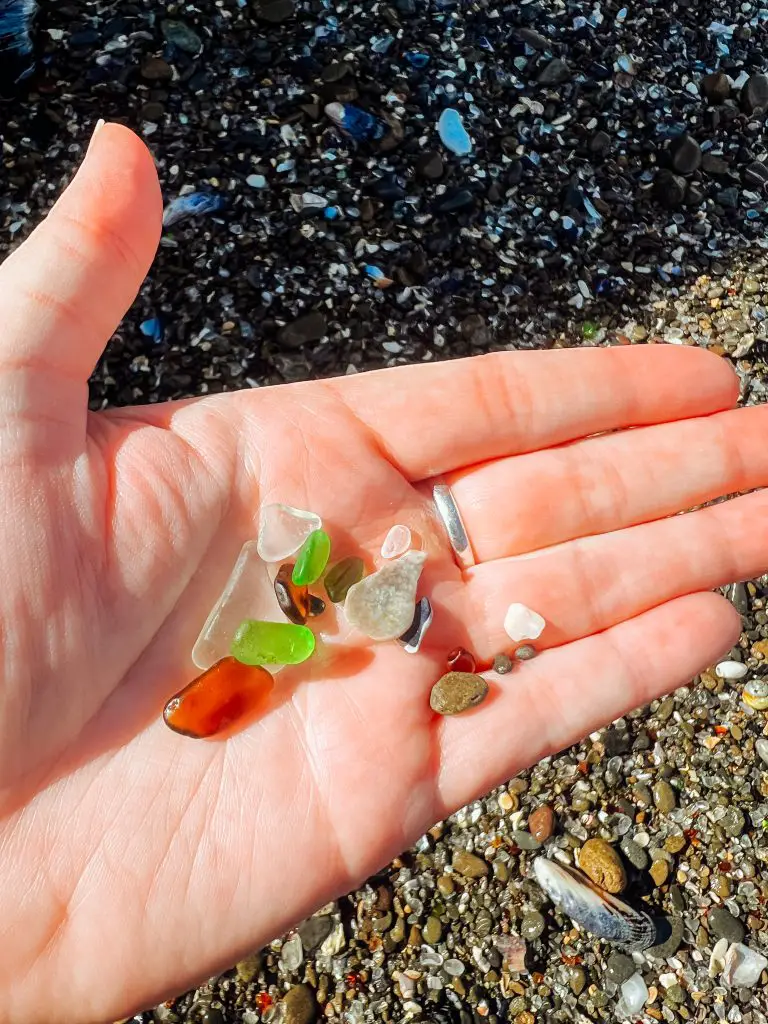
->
[0,125,766,1023]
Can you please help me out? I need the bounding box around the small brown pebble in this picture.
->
[452,849,489,878]
[665,834,687,854]
[430,671,489,715]
[650,860,670,887]
[578,838,627,894]
[515,1013,535,1024]
[515,644,537,660]
[528,804,556,843]
[437,873,455,896]
[493,654,514,674]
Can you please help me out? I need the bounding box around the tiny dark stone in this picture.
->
[605,952,636,986]
[518,28,551,50]
[654,169,688,208]
[416,150,444,180]
[701,71,731,104]
[716,186,740,209]
[278,311,328,348]
[258,0,296,23]
[670,133,702,175]
[493,654,513,675]
[460,314,490,346]
[434,189,475,214]
[538,58,571,86]
[702,153,730,176]
[590,130,611,154]
[742,73,768,114]
[708,906,746,944]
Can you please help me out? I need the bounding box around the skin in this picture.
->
[0,123,766,1023]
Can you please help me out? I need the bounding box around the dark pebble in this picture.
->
[416,150,444,180]
[670,134,702,175]
[708,906,745,944]
[258,0,295,23]
[701,71,731,104]
[278,311,328,348]
[654,170,688,208]
[605,952,636,986]
[645,916,684,959]
[538,58,571,85]
[742,73,768,114]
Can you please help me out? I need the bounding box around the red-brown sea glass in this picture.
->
[274,562,312,624]
[163,657,273,739]
[446,646,477,673]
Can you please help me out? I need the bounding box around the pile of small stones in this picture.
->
[5,0,768,1022]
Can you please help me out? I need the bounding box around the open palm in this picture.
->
[1,125,767,1023]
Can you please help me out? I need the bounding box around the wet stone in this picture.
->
[650,860,669,887]
[511,830,541,852]
[569,967,587,995]
[423,915,442,945]
[742,73,768,114]
[538,58,571,85]
[298,914,333,952]
[709,906,746,944]
[701,71,731,104]
[646,917,684,959]
[529,805,556,843]
[605,952,636,986]
[520,911,545,940]
[161,19,203,53]
[345,550,427,641]
[416,150,445,180]
[493,654,514,675]
[453,850,489,879]
[430,672,489,716]
[324,556,364,604]
[515,645,537,661]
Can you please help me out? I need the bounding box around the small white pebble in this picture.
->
[659,972,678,989]
[755,738,768,766]
[716,660,748,680]
[381,523,412,559]
[503,602,546,642]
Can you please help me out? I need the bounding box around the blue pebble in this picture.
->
[404,50,430,68]
[324,206,339,220]
[140,318,164,342]
[325,102,386,141]
[437,108,472,157]
[364,264,386,280]
[162,191,225,228]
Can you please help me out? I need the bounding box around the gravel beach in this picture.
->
[5,1,768,1021]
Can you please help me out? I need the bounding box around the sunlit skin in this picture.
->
[0,124,767,1023]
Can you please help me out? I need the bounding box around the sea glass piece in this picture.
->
[274,562,315,625]
[231,619,316,667]
[292,529,331,586]
[381,524,412,559]
[438,108,472,156]
[503,603,546,642]
[324,556,365,603]
[309,595,326,617]
[192,541,285,671]
[447,647,477,673]
[163,657,273,739]
[397,597,433,654]
[257,503,322,563]
[344,550,427,641]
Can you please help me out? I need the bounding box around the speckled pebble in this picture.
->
[605,952,636,986]
[652,780,677,814]
[708,907,746,945]
[452,850,489,879]
[430,672,489,716]
[520,911,545,941]
[578,838,628,894]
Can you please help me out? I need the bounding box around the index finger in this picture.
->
[325,346,739,481]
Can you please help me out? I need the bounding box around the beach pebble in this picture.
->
[722,942,768,988]
[578,838,627,894]
[430,672,488,716]
[715,660,748,680]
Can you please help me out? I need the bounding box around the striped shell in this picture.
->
[533,857,657,951]
[743,679,768,711]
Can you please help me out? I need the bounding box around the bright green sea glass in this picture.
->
[231,620,316,666]
[292,529,331,586]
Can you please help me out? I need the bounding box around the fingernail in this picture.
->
[86,119,106,154]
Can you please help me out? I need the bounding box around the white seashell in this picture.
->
[381,524,412,559]
[715,660,748,680]
[722,942,768,988]
[616,973,649,1017]
[532,857,656,951]
[504,603,546,642]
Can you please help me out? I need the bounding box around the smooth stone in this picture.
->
[578,838,627,894]
[278,311,328,348]
[605,952,636,986]
[281,933,303,972]
[721,806,746,837]
[511,829,541,852]
[192,541,285,671]
[141,57,173,81]
[298,914,333,951]
[670,133,702,175]
[381,524,412,559]
[538,58,571,85]
[709,906,745,944]
[742,73,768,114]
[515,644,537,661]
[529,805,556,843]
[453,850,489,878]
[654,169,687,208]
[569,967,587,995]
[649,860,669,887]
[324,556,365,603]
[416,150,444,179]
[430,672,489,716]
[504,603,546,642]
[257,504,322,564]
[397,597,433,654]
[755,738,768,766]
[652,779,677,813]
[231,620,315,667]
[493,654,514,675]
[344,550,427,641]
[423,916,442,945]
[520,911,545,940]
[292,529,331,586]
[701,71,731,104]
[280,984,316,1024]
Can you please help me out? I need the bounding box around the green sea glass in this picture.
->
[231,619,316,667]
[324,556,365,603]
[292,529,331,586]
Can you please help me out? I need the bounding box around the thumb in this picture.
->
[0,122,161,386]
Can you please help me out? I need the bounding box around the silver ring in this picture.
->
[432,482,476,568]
